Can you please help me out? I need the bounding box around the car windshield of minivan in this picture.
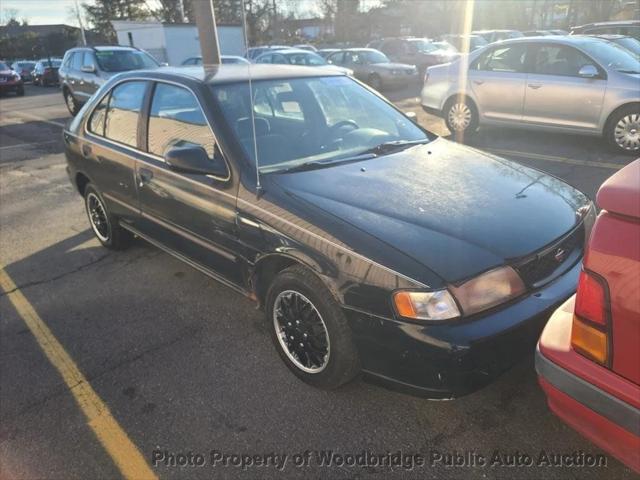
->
[213,75,430,173]
[579,39,640,72]
[95,50,159,72]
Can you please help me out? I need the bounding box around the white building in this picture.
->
[111,21,246,66]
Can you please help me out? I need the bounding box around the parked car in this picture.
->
[0,61,24,96]
[246,45,289,61]
[548,29,569,35]
[254,49,353,76]
[182,55,250,65]
[421,36,640,154]
[472,30,524,43]
[64,65,594,397]
[317,48,340,59]
[32,58,62,86]
[293,44,317,52]
[537,159,640,473]
[375,37,459,74]
[590,34,640,57]
[10,60,36,82]
[523,30,553,36]
[326,48,417,90]
[59,46,160,115]
[440,34,488,52]
[571,20,640,40]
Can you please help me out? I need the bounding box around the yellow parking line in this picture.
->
[0,268,158,480]
[488,147,625,170]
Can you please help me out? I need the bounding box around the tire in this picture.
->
[605,105,640,155]
[84,184,131,250]
[16,85,24,96]
[64,88,80,115]
[265,265,360,390]
[443,95,479,142]
[368,74,383,91]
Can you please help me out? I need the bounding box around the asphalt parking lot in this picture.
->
[0,83,636,480]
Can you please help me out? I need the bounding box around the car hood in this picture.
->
[269,139,589,283]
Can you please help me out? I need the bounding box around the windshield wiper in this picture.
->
[617,69,640,74]
[274,153,378,174]
[358,138,431,156]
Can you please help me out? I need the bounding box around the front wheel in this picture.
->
[266,265,360,390]
[64,89,80,115]
[84,184,131,250]
[605,106,640,155]
[444,96,479,142]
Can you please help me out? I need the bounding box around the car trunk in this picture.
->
[593,160,640,385]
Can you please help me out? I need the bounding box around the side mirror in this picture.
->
[81,65,96,73]
[159,62,169,67]
[405,111,419,123]
[578,64,598,78]
[164,145,228,177]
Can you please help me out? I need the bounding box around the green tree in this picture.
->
[82,0,150,42]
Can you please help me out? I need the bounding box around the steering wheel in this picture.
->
[328,120,359,137]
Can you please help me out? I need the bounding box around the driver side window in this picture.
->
[473,44,527,72]
[531,45,592,77]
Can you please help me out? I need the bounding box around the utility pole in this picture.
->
[74,0,87,45]
[193,0,221,64]
[178,0,185,22]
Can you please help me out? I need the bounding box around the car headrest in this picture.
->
[236,117,270,138]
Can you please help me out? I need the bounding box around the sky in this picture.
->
[0,0,383,26]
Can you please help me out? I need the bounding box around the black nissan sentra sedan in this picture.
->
[63,65,596,398]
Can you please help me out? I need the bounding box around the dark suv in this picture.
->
[59,45,160,115]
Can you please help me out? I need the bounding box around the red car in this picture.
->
[0,60,25,96]
[536,159,640,473]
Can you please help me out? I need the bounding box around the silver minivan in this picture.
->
[421,36,640,153]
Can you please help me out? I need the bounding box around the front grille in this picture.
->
[514,224,584,287]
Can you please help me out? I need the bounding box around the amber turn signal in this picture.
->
[571,316,608,365]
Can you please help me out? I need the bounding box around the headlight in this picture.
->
[449,266,525,316]
[393,289,460,321]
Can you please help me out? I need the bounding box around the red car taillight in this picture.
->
[571,270,611,365]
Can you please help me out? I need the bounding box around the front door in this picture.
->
[468,43,528,122]
[522,44,606,130]
[135,81,243,286]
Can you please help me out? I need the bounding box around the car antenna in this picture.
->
[241,0,263,199]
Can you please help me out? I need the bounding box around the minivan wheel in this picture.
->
[444,96,479,141]
[84,184,131,250]
[606,105,640,154]
[266,265,360,389]
[64,89,80,116]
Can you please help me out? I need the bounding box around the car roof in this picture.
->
[574,20,640,28]
[487,35,614,47]
[116,64,342,85]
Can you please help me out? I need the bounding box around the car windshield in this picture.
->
[433,41,457,53]
[284,52,326,65]
[365,50,390,63]
[579,39,640,72]
[0,62,9,70]
[18,62,35,69]
[95,50,159,72]
[212,75,431,173]
[408,39,439,53]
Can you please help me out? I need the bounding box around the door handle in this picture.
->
[473,80,484,85]
[81,144,92,157]
[528,84,542,89]
[138,168,153,187]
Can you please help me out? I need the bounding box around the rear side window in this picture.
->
[63,53,74,69]
[88,94,109,136]
[147,83,216,159]
[473,44,527,72]
[104,81,148,147]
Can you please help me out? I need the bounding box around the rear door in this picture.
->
[83,80,149,225]
[468,43,528,121]
[522,44,606,130]
[136,81,243,285]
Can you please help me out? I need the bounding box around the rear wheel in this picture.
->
[444,96,479,142]
[266,265,360,390]
[605,105,640,155]
[84,184,131,250]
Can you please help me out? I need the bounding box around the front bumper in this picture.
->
[346,258,582,399]
[382,72,419,86]
[536,297,640,473]
[0,80,23,92]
